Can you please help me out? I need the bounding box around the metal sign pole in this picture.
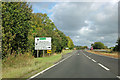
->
[43,50,44,57]
[49,53,50,56]
[37,50,39,58]
[61,52,63,59]
[35,37,51,57]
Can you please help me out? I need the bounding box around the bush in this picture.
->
[93,42,105,49]
[2,52,34,68]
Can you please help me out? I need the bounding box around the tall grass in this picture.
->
[2,50,73,78]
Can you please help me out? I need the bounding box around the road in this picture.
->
[30,50,119,79]
[83,50,119,75]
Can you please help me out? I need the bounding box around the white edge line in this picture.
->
[98,63,110,71]
[116,76,120,79]
[27,54,73,80]
[91,59,96,62]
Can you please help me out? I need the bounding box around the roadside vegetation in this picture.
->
[74,46,88,50]
[2,2,74,78]
[86,39,120,58]
[87,50,118,58]
[91,42,108,49]
[2,2,74,58]
[2,50,73,78]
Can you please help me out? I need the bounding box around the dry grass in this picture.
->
[87,50,119,58]
[2,50,73,78]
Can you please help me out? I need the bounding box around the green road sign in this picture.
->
[39,37,46,40]
[35,37,51,50]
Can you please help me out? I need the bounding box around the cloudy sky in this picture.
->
[30,1,118,48]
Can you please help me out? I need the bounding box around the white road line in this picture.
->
[98,63,110,71]
[83,51,110,71]
[86,56,90,58]
[86,56,89,58]
[117,76,120,79]
[91,59,96,62]
[27,54,73,80]
[82,52,92,60]
[83,53,86,56]
[88,57,91,59]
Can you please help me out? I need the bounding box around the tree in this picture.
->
[91,44,94,46]
[29,13,69,56]
[93,42,105,49]
[2,2,73,58]
[113,38,120,51]
[104,46,108,49]
[2,2,32,57]
[67,36,74,49]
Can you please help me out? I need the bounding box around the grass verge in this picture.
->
[87,50,118,58]
[2,50,73,78]
[62,50,73,55]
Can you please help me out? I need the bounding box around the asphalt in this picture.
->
[30,50,119,79]
[83,50,119,75]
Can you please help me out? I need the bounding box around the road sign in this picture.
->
[35,37,51,50]
[47,50,52,53]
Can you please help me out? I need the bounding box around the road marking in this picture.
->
[98,63,110,71]
[117,76,120,79]
[83,51,110,71]
[82,52,92,60]
[86,55,90,58]
[86,56,90,59]
[88,57,91,59]
[27,53,74,80]
[91,59,96,62]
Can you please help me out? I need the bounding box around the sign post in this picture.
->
[47,50,52,56]
[37,50,39,58]
[35,37,51,57]
[43,50,45,57]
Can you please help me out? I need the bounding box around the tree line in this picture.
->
[113,38,120,51]
[91,42,108,49]
[75,39,120,51]
[74,46,88,50]
[2,2,74,58]
[91,39,120,52]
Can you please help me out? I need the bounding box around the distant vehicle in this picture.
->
[65,48,69,50]
[90,46,93,50]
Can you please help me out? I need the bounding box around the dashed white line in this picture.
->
[86,56,89,58]
[116,76,120,79]
[82,51,111,71]
[98,63,110,71]
[91,59,96,62]
[82,52,92,60]
[87,57,91,59]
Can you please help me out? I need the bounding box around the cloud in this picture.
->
[50,2,118,47]
[30,2,56,14]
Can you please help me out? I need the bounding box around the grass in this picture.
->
[62,50,73,55]
[87,50,118,58]
[0,59,2,80]
[2,50,73,78]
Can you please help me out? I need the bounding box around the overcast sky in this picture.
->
[30,1,118,48]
